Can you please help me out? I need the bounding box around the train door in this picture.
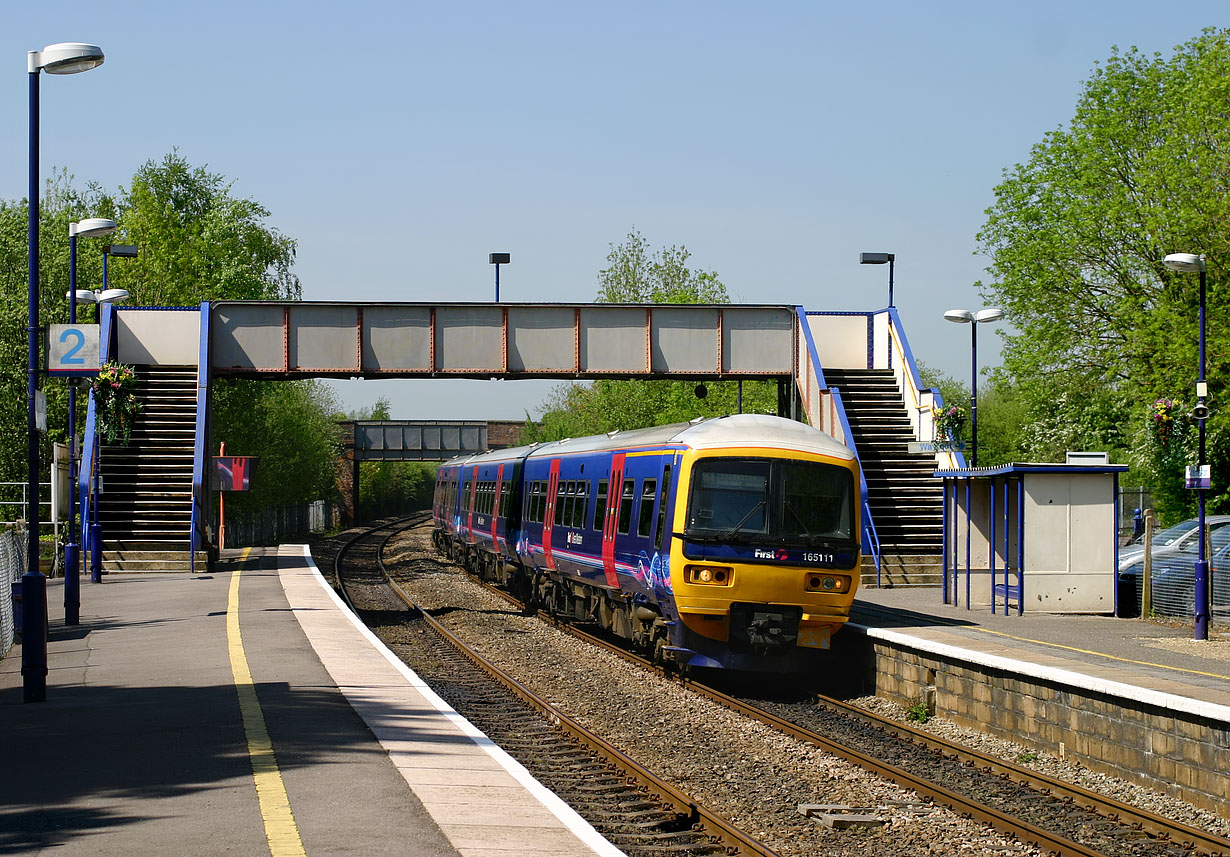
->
[465,466,478,544]
[491,464,504,551]
[541,459,561,570]
[600,453,626,587]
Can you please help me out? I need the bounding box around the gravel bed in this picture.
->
[377,526,1046,857]
[847,695,1230,840]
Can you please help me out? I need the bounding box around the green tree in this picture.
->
[212,379,341,511]
[977,29,1229,506]
[0,154,332,515]
[527,230,775,441]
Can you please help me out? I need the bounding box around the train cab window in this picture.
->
[594,480,608,531]
[637,479,657,538]
[617,478,635,535]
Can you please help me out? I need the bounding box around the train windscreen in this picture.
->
[684,457,854,544]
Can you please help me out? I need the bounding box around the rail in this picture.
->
[334,518,782,857]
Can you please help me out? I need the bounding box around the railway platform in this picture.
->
[0,545,624,857]
[846,586,1230,815]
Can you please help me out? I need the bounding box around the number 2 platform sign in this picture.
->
[47,324,101,377]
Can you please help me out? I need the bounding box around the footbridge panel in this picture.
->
[209,302,798,380]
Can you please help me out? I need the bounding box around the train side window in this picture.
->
[594,480,608,531]
[617,478,635,535]
[638,479,656,538]
[527,481,539,523]
[572,479,588,528]
[655,466,672,550]
[555,481,570,526]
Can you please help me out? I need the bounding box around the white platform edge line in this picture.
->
[846,622,1230,725]
[281,544,629,857]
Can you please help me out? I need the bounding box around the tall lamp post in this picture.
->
[943,307,1004,467]
[1162,252,1210,641]
[26,42,105,703]
[64,218,117,626]
[860,252,896,308]
[490,253,510,301]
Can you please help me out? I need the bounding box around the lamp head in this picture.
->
[1162,253,1206,273]
[71,218,118,239]
[69,289,99,303]
[97,288,129,304]
[974,307,1004,323]
[30,43,104,75]
[860,252,894,265]
[944,309,974,324]
[489,252,510,265]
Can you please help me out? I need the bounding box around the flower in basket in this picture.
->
[933,404,967,442]
[1149,397,1181,449]
[92,362,142,446]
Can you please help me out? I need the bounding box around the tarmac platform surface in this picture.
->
[5,547,1230,856]
[0,546,623,857]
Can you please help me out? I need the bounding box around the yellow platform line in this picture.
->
[975,626,1230,681]
[228,549,307,857]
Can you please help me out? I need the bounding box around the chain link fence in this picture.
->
[1118,487,1155,544]
[1,525,28,659]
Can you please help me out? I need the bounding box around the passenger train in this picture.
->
[432,413,861,673]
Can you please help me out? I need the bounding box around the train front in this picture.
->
[664,424,861,672]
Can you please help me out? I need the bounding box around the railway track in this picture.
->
[326,517,1230,857]
[331,515,780,857]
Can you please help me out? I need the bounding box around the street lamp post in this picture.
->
[64,218,117,625]
[1162,252,1210,641]
[25,41,105,703]
[860,252,896,308]
[943,307,1004,467]
[490,253,510,301]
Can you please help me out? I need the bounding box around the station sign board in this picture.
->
[907,441,967,453]
[47,323,101,376]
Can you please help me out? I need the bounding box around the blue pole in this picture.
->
[65,229,80,624]
[91,281,104,584]
[24,64,47,703]
[1194,266,1209,640]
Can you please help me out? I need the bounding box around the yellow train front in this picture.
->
[655,415,861,672]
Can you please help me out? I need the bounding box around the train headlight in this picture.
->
[805,573,850,593]
[686,564,733,586]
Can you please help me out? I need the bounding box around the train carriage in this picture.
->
[433,413,861,673]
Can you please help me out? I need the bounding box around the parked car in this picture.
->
[1118,515,1230,570]
[1119,524,1230,618]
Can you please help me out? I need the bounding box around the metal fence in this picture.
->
[1117,487,1155,543]
[210,500,340,548]
[1119,571,1227,625]
[1,526,27,659]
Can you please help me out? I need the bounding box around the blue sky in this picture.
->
[4,2,1223,419]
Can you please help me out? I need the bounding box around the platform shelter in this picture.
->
[937,459,1128,614]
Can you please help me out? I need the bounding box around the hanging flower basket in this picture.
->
[93,362,142,446]
[933,404,967,442]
